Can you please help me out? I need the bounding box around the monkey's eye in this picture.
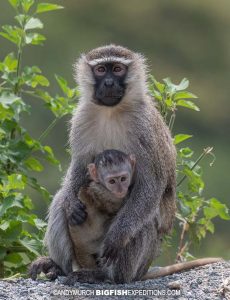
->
[109,179,116,184]
[112,63,126,76]
[121,176,126,182]
[94,65,106,76]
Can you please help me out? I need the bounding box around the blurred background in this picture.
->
[1,0,229,261]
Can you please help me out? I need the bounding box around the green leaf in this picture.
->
[183,167,204,194]
[176,78,189,90]
[15,14,27,27]
[174,134,192,145]
[0,195,24,217]
[4,221,22,241]
[203,207,218,219]
[43,145,59,165]
[25,32,46,45]
[8,0,19,9]
[179,147,194,158]
[3,53,18,71]
[4,253,23,264]
[9,140,32,160]
[34,218,47,229]
[55,74,74,98]
[0,26,22,45]
[19,238,41,256]
[25,157,43,172]
[7,174,26,190]
[0,221,10,231]
[23,196,34,210]
[34,89,52,102]
[150,76,165,93]
[210,198,230,220]
[177,100,200,111]
[25,18,43,31]
[31,75,49,87]
[21,0,34,12]
[206,220,214,233]
[163,77,189,92]
[36,3,64,14]
[174,91,198,100]
[0,94,21,106]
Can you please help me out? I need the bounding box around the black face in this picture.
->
[92,63,127,106]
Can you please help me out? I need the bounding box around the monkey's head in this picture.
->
[75,45,148,107]
[88,149,136,199]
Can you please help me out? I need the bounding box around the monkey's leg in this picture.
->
[44,189,77,275]
[104,222,161,283]
[157,186,177,234]
[64,223,161,285]
[29,257,64,280]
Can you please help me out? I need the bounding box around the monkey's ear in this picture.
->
[88,163,99,182]
[129,154,136,169]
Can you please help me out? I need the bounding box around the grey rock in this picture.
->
[0,261,229,300]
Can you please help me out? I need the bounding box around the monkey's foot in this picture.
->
[63,269,108,285]
[28,256,64,280]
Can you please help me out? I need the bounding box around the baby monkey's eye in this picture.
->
[94,65,106,76]
[121,177,126,182]
[109,179,116,184]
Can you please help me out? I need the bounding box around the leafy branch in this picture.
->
[0,0,78,277]
[149,76,230,261]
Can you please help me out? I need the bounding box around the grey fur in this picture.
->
[31,45,177,283]
[69,181,126,270]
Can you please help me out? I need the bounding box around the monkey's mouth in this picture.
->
[113,192,127,199]
[95,91,124,106]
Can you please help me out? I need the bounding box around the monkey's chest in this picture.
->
[79,117,131,153]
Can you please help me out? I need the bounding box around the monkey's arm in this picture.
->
[61,158,89,225]
[102,158,166,262]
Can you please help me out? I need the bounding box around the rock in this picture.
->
[0,261,229,300]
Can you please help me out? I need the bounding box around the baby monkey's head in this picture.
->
[88,149,136,198]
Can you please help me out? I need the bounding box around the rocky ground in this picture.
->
[0,261,229,300]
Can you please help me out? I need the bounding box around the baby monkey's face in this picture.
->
[103,169,131,199]
[87,152,136,199]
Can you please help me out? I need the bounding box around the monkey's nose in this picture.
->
[104,78,114,87]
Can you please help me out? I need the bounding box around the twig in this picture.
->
[38,117,60,142]
[176,221,188,262]
[177,146,213,187]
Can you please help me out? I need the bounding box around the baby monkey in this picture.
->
[69,149,136,270]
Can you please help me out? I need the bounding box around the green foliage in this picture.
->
[149,76,230,261]
[0,0,77,277]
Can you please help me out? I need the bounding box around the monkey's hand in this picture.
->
[65,197,88,226]
[101,227,129,267]
[28,257,64,280]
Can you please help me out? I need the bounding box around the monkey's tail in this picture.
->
[142,257,223,281]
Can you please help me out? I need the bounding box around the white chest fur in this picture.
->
[72,104,132,155]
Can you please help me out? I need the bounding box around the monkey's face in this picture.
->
[92,63,127,106]
[103,171,131,199]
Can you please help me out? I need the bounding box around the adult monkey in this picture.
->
[29,45,221,284]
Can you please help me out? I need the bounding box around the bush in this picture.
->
[0,0,78,277]
[149,76,230,261]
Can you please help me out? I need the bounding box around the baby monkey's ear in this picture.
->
[87,163,99,182]
[129,154,136,169]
